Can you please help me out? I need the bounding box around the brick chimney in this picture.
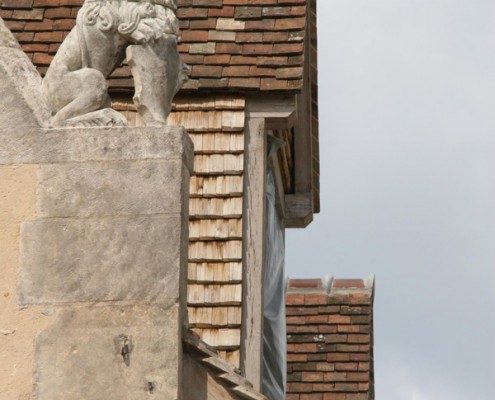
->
[285,275,375,400]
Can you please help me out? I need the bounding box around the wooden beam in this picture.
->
[264,112,296,131]
[293,20,314,194]
[239,117,266,391]
[244,93,296,118]
[269,152,286,219]
[285,193,313,228]
[246,92,314,228]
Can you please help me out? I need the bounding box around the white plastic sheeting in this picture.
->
[261,166,287,400]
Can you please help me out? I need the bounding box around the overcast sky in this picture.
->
[286,1,495,399]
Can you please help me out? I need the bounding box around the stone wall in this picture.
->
[0,165,54,400]
[0,15,194,398]
[1,125,194,400]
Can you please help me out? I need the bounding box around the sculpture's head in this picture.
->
[80,0,179,44]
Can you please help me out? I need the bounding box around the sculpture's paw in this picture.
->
[58,109,129,128]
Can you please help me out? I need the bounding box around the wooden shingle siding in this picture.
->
[172,95,246,367]
[188,262,243,283]
[190,176,244,198]
[189,240,243,262]
[189,219,242,240]
[189,306,242,328]
[189,132,244,154]
[218,349,241,369]
[189,197,243,218]
[188,284,242,306]
[168,110,245,132]
[193,154,244,175]
[194,328,241,349]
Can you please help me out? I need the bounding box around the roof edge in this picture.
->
[286,274,375,297]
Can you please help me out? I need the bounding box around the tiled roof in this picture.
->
[286,276,375,400]
[0,0,310,92]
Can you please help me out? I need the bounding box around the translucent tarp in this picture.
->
[261,165,287,400]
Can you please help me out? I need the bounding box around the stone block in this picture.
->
[37,160,187,218]
[0,16,21,48]
[34,303,182,400]
[0,61,42,135]
[19,215,186,304]
[0,126,194,168]
[0,17,51,129]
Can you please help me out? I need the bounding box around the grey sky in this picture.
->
[286,1,495,399]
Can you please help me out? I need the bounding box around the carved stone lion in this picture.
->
[42,0,188,128]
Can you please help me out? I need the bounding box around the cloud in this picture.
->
[377,347,467,400]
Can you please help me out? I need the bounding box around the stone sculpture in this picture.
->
[42,0,188,128]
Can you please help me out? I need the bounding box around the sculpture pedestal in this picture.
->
[16,126,193,400]
[1,16,192,398]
